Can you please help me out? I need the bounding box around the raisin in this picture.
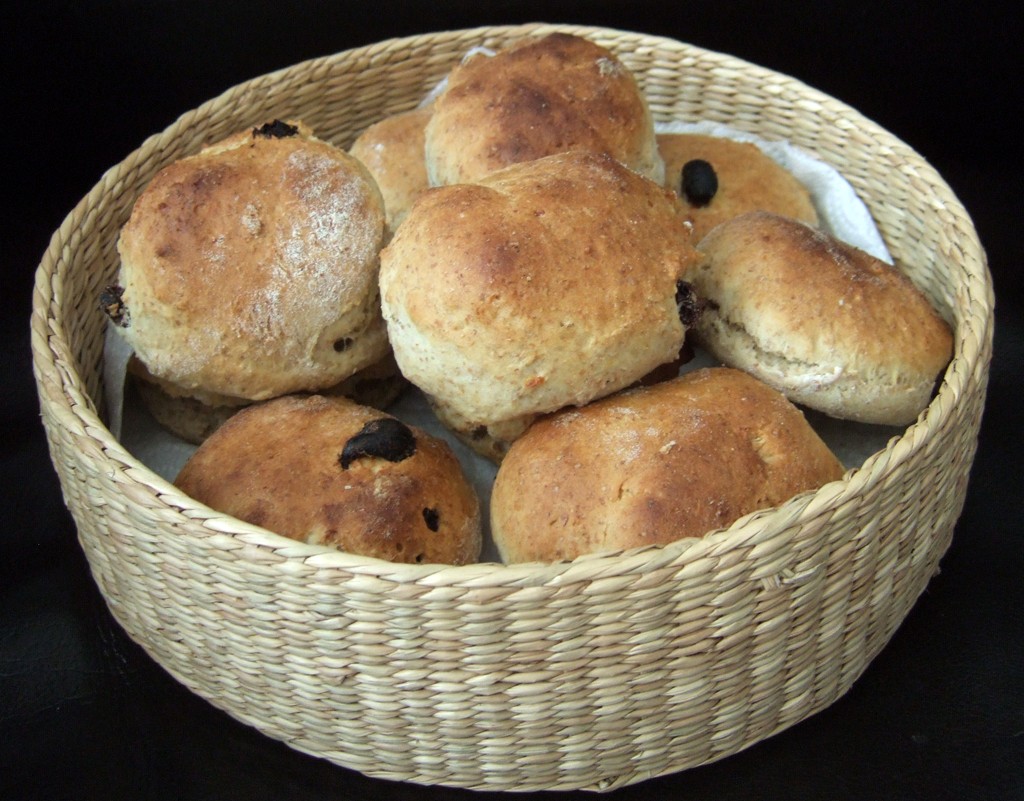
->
[253,120,299,139]
[422,507,440,532]
[675,280,704,328]
[339,418,417,469]
[333,337,353,353]
[681,159,718,206]
[99,284,130,328]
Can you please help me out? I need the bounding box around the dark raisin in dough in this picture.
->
[339,418,417,468]
[681,159,718,206]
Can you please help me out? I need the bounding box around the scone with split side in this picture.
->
[174,394,482,565]
[491,367,845,563]
[689,211,954,425]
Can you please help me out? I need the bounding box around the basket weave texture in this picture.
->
[31,23,993,793]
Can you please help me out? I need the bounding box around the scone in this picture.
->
[349,106,432,237]
[491,367,845,563]
[657,133,819,242]
[424,32,664,186]
[106,119,391,410]
[379,149,701,461]
[689,211,954,425]
[174,394,482,565]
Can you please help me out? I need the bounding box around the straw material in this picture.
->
[31,23,993,792]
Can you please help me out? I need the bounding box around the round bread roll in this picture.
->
[491,367,846,563]
[424,33,664,186]
[379,149,701,460]
[657,133,819,243]
[349,106,432,237]
[174,394,482,565]
[690,211,954,425]
[109,119,390,404]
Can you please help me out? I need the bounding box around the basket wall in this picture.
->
[31,23,993,793]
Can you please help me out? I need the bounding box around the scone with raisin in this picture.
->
[379,149,701,461]
[689,211,953,425]
[657,132,819,242]
[175,395,482,565]
[105,120,399,440]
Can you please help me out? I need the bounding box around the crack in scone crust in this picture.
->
[699,309,845,391]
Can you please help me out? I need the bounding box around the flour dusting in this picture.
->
[229,148,382,359]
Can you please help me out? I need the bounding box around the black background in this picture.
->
[3,2,1021,800]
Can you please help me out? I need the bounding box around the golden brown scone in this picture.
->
[175,395,482,565]
[491,367,845,563]
[379,149,701,461]
[657,133,819,243]
[349,107,432,236]
[424,33,664,186]
[690,211,954,425]
[109,120,390,404]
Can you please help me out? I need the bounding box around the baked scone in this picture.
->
[107,119,390,406]
[379,149,701,461]
[424,33,664,186]
[349,106,432,237]
[491,367,845,563]
[174,394,482,565]
[657,133,819,243]
[690,211,954,425]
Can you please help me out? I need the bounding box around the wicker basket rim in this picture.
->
[31,22,994,587]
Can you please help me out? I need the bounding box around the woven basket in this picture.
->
[31,23,993,793]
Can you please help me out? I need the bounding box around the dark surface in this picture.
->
[3,3,1021,800]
